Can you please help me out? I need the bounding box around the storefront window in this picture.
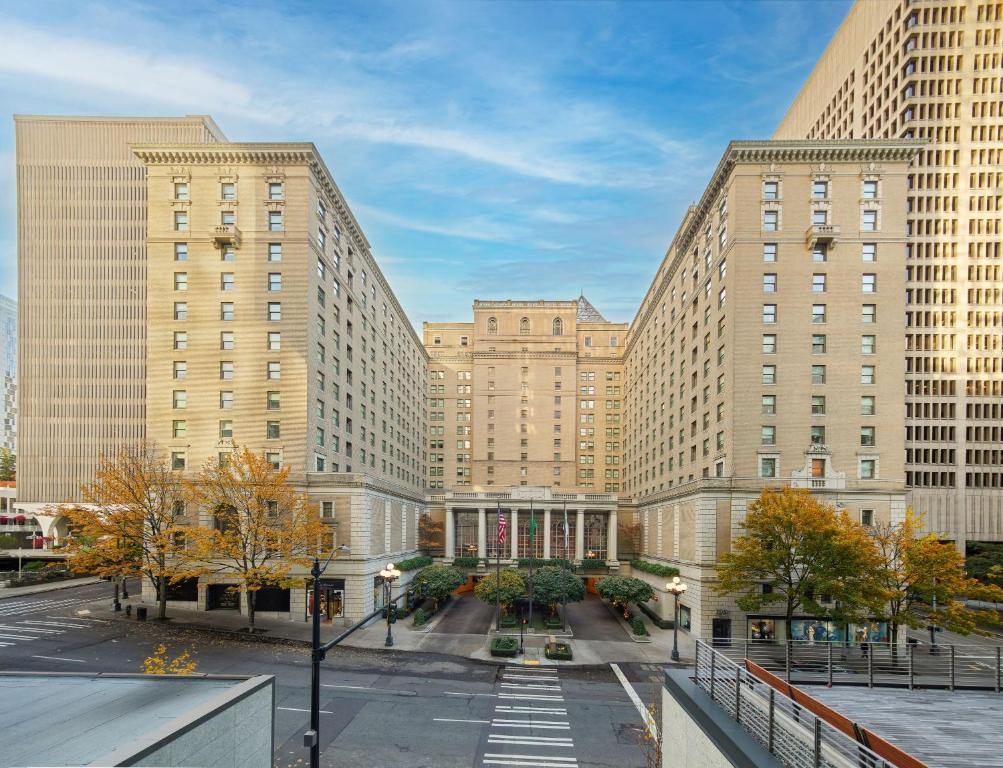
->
[749,619,776,640]
[550,517,576,560]
[518,511,545,558]
[679,605,691,631]
[583,512,608,560]
[454,511,478,558]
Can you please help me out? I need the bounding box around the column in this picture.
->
[607,510,619,564]
[542,508,552,559]
[510,509,519,561]
[575,509,585,561]
[445,506,455,562]
[477,508,487,560]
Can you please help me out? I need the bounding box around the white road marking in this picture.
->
[21,620,88,629]
[31,655,86,663]
[501,683,561,691]
[503,674,559,680]
[277,706,334,714]
[446,691,498,697]
[483,760,578,768]
[495,706,567,714]
[0,633,36,641]
[609,663,658,742]
[322,684,416,696]
[0,642,12,647]
[498,693,564,701]
[433,718,491,724]
[0,624,62,634]
[491,721,570,730]
[488,735,573,743]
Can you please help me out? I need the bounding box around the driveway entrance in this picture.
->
[430,592,493,634]
[564,594,627,640]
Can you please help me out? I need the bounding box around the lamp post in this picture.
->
[379,563,402,648]
[307,544,349,768]
[667,576,688,662]
[112,578,121,612]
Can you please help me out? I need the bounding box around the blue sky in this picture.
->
[0,0,850,325]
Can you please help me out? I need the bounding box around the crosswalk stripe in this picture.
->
[501,683,561,690]
[495,707,567,714]
[0,624,62,634]
[498,694,564,701]
[488,735,573,743]
[20,620,87,629]
[483,760,578,767]
[0,633,37,641]
[491,722,570,730]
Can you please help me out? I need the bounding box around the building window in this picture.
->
[173,302,188,321]
[861,509,874,527]
[760,457,777,478]
[810,425,825,445]
[487,316,497,335]
[761,395,776,414]
[268,273,282,292]
[268,243,282,262]
[174,212,188,231]
[811,334,826,354]
[267,392,280,410]
[172,420,186,438]
[762,365,776,385]
[221,272,234,291]
[811,365,826,385]
[811,304,826,324]
[171,452,186,471]
[174,182,189,200]
[520,317,530,334]
[812,273,826,292]
[861,396,875,416]
[862,210,877,231]
[762,181,778,200]
[268,332,281,351]
[221,211,235,226]
[172,390,187,409]
[267,362,281,380]
[759,334,776,354]
[862,273,876,293]
[269,211,283,231]
[762,304,776,324]
[763,211,778,231]
[174,272,188,291]
[220,391,234,409]
[173,361,187,380]
[812,209,827,225]
[862,304,876,323]
[266,452,281,469]
[266,182,282,201]
[761,426,776,446]
[221,182,235,200]
[812,246,827,263]
[812,180,828,199]
[220,245,235,262]
[860,426,876,447]
[174,243,188,261]
[268,302,281,321]
[174,332,187,350]
[811,395,825,415]
[762,273,777,293]
[862,243,876,262]
[584,336,593,347]
[862,180,877,199]
[220,302,234,321]
[861,365,875,385]
[861,335,876,355]
[219,420,233,439]
[859,459,876,480]
[220,331,234,350]
[220,361,233,380]
[763,243,777,262]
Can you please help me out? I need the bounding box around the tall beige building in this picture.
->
[16,117,427,622]
[625,140,919,641]
[14,115,224,520]
[775,0,1003,552]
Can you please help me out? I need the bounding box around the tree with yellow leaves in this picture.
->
[869,509,1003,646]
[715,487,885,640]
[61,442,190,621]
[183,446,325,631]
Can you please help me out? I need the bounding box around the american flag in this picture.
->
[497,508,508,545]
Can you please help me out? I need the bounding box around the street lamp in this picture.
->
[666,576,688,662]
[379,563,402,648]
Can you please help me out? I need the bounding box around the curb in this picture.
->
[0,576,104,600]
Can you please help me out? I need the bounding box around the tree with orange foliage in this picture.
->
[183,446,325,631]
[869,508,1003,646]
[61,443,189,621]
[715,487,884,640]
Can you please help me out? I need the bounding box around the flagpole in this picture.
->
[561,501,568,633]
[495,501,501,632]
[528,500,534,632]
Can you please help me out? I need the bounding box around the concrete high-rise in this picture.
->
[775,0,1003,552]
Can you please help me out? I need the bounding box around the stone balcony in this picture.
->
[805,223,840,249]
[211,224,242,249]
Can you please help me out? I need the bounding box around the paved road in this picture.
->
[0,580,649,768]
[432,593,494,635]
[566,596,628,641]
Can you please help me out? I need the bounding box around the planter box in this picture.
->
[490,637,519,658]
[544,641,573,661]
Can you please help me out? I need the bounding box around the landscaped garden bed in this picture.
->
[490,636,519,657]
[544,641,573,661]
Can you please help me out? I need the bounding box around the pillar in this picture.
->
[477,508,487,560]
[510,509,519,561]
[575,509,585,561]
[445,506,455,562]
[543,508,552,559]
[607,509,619,564]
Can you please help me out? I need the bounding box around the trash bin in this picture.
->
[136,606,147,621]
[125,605,132,617]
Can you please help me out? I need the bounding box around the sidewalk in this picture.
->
[96,592,698,667]
[0,576,104,599]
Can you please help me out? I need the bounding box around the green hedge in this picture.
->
[413,607,430,627]
[630,559,681,578]
[452,556,481,568]
[580,558,606,570]
[397,555,434,572]
[517,558,574,570]
[545,641,573,661]
[637,601,674,629]
[490,636,519,657]
[630,616,648,636]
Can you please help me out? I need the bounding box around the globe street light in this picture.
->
[379,563,402,647]
[666,576,688,662]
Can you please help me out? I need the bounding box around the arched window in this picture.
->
[552,317,563,336]
[520,317,530,335]
[487,316,497,335]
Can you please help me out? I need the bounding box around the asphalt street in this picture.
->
[0,580,650,768]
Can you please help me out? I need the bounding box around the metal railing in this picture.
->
[715,638,1003,692]
[694,640,894,768]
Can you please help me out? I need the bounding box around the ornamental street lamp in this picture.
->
[666,576,688,662]
[379,563,402,647]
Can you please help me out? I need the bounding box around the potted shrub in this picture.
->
[545,641,573,661]
[490,636,519,658]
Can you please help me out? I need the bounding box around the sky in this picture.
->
[0,0,851,326]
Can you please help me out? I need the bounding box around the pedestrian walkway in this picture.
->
[0,595,104,618]
[480,665,578,768]
[0,615,104,650]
